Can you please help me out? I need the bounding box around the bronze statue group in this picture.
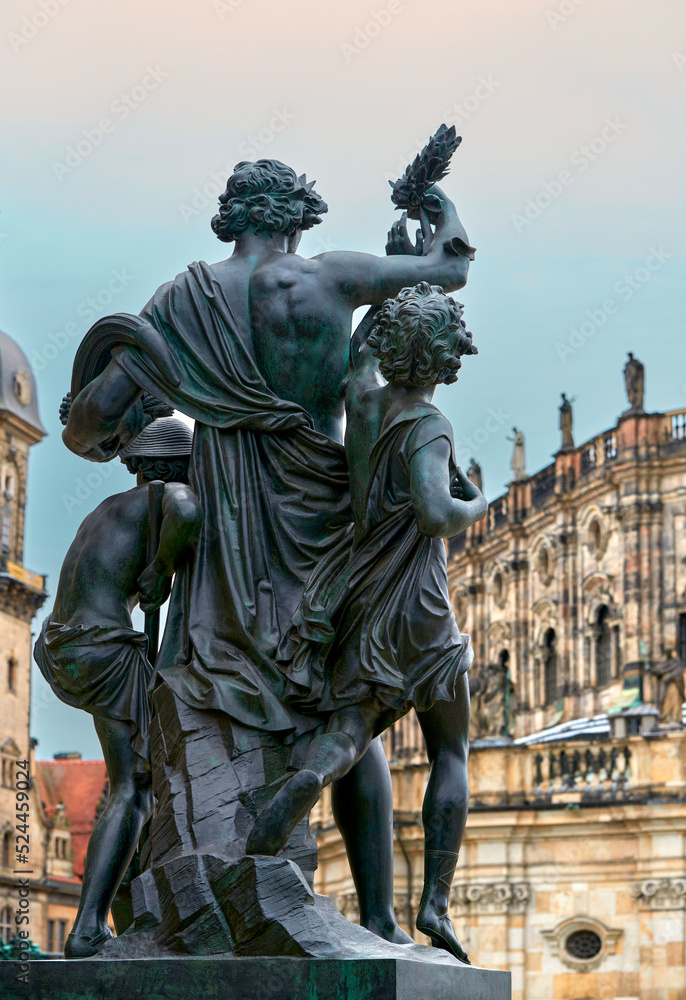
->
[36,132,487,964]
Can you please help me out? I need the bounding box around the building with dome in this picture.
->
[0,329,108,955]
[312,357,686,1000]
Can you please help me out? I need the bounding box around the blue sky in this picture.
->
[1,0,684,758]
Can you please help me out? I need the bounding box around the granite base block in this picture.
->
[0,956,511,1000]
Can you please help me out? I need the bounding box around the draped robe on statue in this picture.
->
[112,261,352,734]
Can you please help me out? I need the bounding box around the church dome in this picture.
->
[0,328,46,438]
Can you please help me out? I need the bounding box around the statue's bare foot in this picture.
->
[416,904,470,964]
[64,925,114,959]
[364,914,414,945]
[246,769,323,857]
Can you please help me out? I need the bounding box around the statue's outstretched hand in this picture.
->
[138,563,172,614]
[450,466,482,502]
[385,212,424,256]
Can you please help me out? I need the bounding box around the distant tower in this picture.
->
[0,328,46,813]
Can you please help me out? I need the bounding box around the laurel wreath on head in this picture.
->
[389,124,462,216]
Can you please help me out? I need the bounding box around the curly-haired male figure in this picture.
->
[248,283,487,963]
[62,158,475,945]
[35,417,203,957]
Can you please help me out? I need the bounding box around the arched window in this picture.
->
[544,628,557,706]
[595,606,611,687]
[2,831,12,869]
[0,905,12,943]
[7,658,17,693]
[1,514,10,553]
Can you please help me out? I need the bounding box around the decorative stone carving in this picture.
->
[559,393,574,451]
[487,620,512,653]
[469,660,516,741]
[651,654,686,726]
[532,598,558,645]
[467,457,483,492]
[507,428,526,481]
[631,877,686,910]
[454,882,530,915]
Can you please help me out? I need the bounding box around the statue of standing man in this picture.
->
[623,352,645,413]
[467,457,483,492]
[559,392,574,450]
[508,427,526,481]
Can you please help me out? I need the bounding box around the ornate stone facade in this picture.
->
[0,328,84,955]
[452,404,686,736]
[313,386,686,1000]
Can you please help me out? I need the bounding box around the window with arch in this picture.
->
[0,905,12,943]
[588,517,604,558]
[7,657,17,693]
[595,605,612,686]
[492,571,505,608]
[2,469,15,500]
[537,546,554,584]
[2,831,12,869]
[1,514,10,553]
[544,628,558,706]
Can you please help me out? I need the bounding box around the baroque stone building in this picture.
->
[313,361,686,1000]
[0,329,107,955]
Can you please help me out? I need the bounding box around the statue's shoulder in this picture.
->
[79,485,148,532]
[146,260,214,307]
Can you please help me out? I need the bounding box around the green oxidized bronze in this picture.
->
[36,128,494,973]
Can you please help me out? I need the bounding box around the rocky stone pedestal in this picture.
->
[118,679,327,955]
[0,955,511,1000]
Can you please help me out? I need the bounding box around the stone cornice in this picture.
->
[0,572,47,622]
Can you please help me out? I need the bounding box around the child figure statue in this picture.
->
[247,281,487,963]
[34,414,203,958]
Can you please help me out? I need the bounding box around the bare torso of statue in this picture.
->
[52,487,152,629]
[52,481,201,630]
[213,252,353,441]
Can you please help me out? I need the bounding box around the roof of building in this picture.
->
[514,704,686,745]
[0,328,46,437]
[514,714,611,745]
[34,759,107,878]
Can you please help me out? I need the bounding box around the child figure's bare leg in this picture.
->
[65,717,153,958]
[246,701,381,857]
[415,672,471,964]
[332,738,413,945]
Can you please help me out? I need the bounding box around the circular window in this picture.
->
[565,929,602,961]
